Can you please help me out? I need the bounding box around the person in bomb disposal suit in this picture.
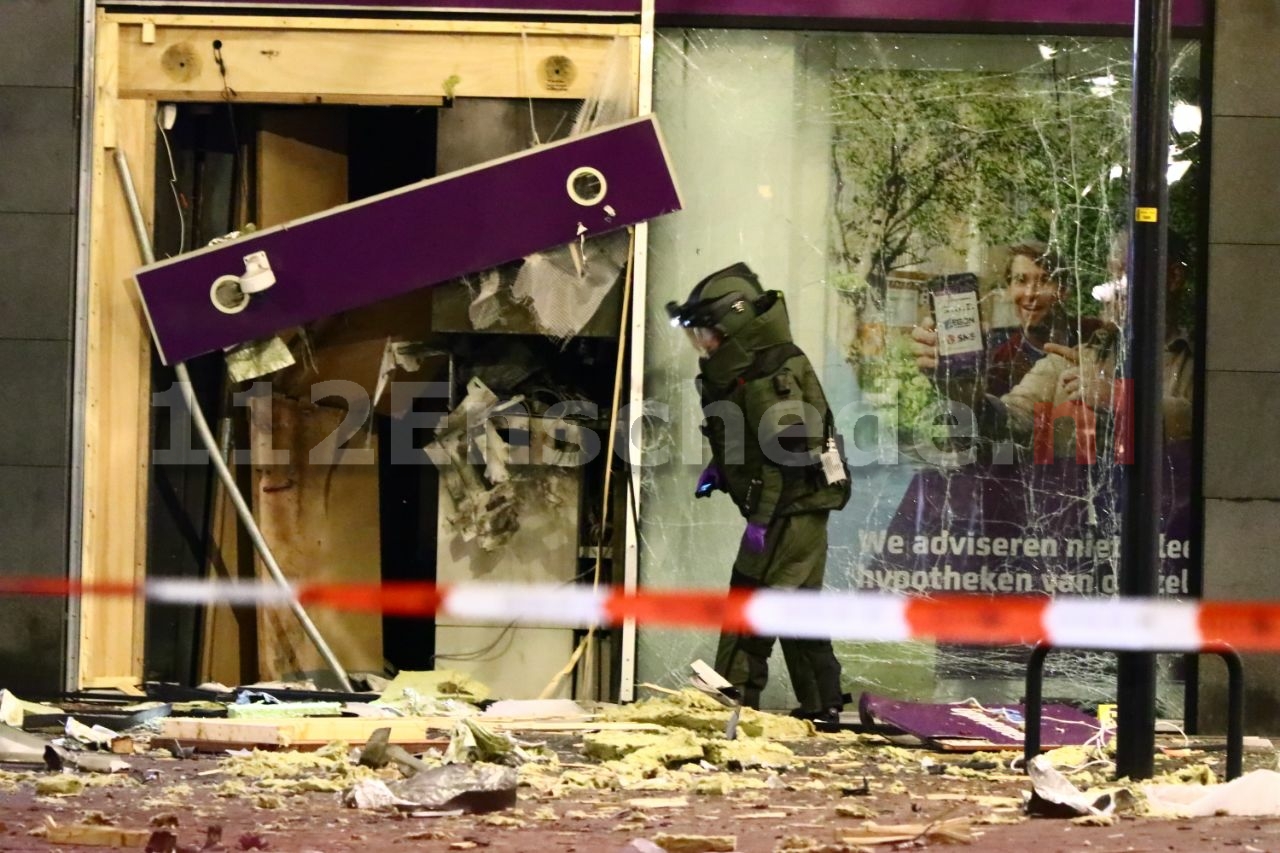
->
[667,262,852,725]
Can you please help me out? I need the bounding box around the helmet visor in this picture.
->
[683,326,720,356]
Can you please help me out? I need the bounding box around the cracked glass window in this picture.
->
[640,29,1202,713]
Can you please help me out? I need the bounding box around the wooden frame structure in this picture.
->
[80,10,640,688]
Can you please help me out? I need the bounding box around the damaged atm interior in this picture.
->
[144,87,634,700]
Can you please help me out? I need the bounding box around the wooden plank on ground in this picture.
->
[159,715,430,748]
[157,715,665,749]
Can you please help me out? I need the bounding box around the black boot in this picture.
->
[812,706,842,731]
[789,706,842,730]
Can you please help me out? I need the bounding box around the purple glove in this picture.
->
[743,522,768,554]
[695,464,724,499]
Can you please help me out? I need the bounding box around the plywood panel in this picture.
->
[197,447,260,687]
[256,108,349,229]
[249,394,382,681]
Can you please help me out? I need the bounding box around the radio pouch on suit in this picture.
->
[818,410,852,510]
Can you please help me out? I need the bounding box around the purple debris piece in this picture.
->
[860,692,1105,749]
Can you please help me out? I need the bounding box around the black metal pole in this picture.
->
[1221,650,1245,781]
[1115,0,1171,781]
[1024,643,1051,768]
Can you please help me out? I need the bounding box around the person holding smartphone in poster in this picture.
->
[913,231,1193,454]
[667,261,851,725]
[911,241,1105,398]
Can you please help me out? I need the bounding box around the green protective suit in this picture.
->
[696,291,849,714]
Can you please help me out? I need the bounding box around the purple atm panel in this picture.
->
[135,115,682,364]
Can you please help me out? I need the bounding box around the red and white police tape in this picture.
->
[0,576,1270,652]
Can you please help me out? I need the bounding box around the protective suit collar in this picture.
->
[698,292,794,390]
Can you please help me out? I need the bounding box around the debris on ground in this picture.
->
[1144,768,1280,817]
[1024,754,1119,818]
[650,832,737,852]
[45,744,131,774]
[859,694,1104,753]
[1040,744,1109,771]
[0,689,63,727]
[375,669,491,707]
[600,689,812,740]
[839,818,975,845]
[31,816,152,847]
[776,836,869,853]
[0,722,49,764]
[1,677,1275,851]
[386,762,518,813]
[359,726,438,777]
[0,768,32,791]
[834,803,877,819]
[342,778,417,809]
[35,774,87,796]
[65,716,121,748]
[704,737,796,770]
[626,795,689,809]
[153,737,196,760]
[1070,813,1118,826]
[482,699,587,720]
[618,839,666,853]
[1153,760,1217,786]
[691,772,770,796]
[220,741,376,793]
[584,729,704,767]
[445,718,533,765]
[227,701,344,719]
[144,824,229,852]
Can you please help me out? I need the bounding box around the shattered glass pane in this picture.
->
[640,30,1201,713]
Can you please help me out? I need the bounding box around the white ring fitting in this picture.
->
[211,275,250,314]
[566,166,607,207]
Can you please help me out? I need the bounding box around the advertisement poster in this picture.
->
[642,30,1202,709]
[826,39,1202,697]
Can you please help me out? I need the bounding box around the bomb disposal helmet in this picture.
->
[665,262,765,339]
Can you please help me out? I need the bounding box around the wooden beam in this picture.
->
[79,12,154,689]
[110,14,639,37]
[116,19,625,104]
